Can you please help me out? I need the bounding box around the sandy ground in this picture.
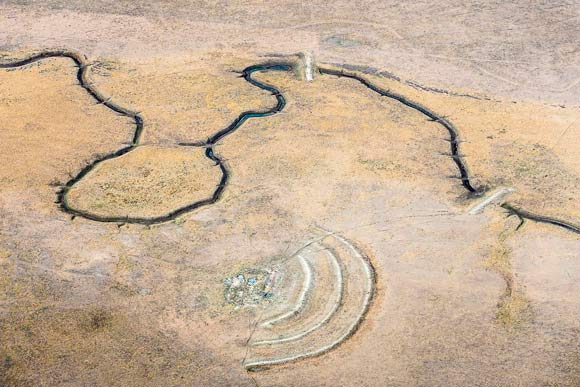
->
[1,2,580,386]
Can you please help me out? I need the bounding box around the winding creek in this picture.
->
[0,51,290,225]
[0,50,578,234]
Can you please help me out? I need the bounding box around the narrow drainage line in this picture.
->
[319,66,579,236]
[0,50,291,225]
[4,52,578,234]
[501,203,580,234]
[318,66,482,196]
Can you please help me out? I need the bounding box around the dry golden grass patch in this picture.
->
[65,145,221,219]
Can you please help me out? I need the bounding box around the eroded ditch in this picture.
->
[0,50,578,235]
[1,51,290,224]
[318,65,579,236]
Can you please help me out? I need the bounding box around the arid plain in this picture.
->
[1,2,580,386]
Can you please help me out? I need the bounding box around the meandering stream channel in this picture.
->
[1,50,578,234]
